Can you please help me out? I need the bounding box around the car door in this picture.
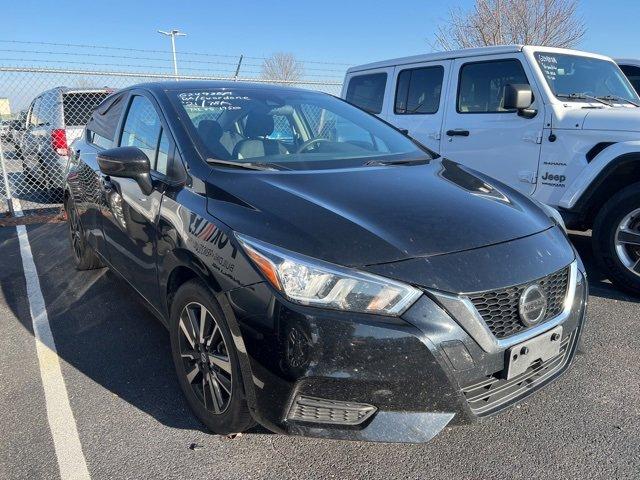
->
[22,92,60,184]
[101,92,173,308]
[71,93,125,255]
[441,55,545,194]
[386,61,450,153]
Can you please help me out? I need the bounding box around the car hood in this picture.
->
[206,159,553,267]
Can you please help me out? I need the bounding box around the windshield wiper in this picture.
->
[598,95,640,107]
[556,93,613,107]
[206,158,279,171]
[363,158,430,167]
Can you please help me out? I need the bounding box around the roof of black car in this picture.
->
[131,80,316,95]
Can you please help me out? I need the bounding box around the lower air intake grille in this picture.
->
[468,266,570,339]
[287,395,377,425]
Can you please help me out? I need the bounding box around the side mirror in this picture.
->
[504,84,537,118]
[97,146,153,195]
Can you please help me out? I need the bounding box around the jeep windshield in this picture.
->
[171,87,430,170]
[534,52,640,105]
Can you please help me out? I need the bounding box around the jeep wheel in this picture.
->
[593,182,640,295]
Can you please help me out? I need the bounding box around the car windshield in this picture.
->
[535,52,640,104]
[171,86,429,169]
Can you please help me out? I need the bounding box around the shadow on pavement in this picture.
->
[1,222,210,433]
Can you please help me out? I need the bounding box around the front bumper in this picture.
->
[222,259,588,443]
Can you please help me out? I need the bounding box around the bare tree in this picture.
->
[261,53,305,83]
[434,0,586,50]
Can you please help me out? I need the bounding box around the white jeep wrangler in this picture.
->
[343,45,640,294]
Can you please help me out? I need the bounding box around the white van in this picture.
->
[343,45,640,294]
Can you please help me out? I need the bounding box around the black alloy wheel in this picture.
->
[65,197,103,270]
[169,280,254,434]
[178,301,233,414]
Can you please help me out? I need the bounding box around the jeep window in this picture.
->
[619,64,640,96]
[395,66,444,114]
[535,53,640,104]
[457,60,529,113]
[345,73,387,114]
[172,87,427,169]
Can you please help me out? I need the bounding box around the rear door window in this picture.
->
[394,66,444,114]
[345,73,387,114]
[64,91,111,126]
[39,93,58,126]
[457,60,529,113]
[29,97,42,126]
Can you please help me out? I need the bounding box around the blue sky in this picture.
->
[3,0,640,71]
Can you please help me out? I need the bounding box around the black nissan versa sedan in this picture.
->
[64,81,587,443]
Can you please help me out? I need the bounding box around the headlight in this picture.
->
[235,234,422,316]
[533,199,567,233]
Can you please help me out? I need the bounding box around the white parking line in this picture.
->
[15,200,91,480]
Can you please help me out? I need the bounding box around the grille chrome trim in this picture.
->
[430,261,578,354]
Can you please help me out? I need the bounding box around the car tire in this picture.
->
[593,182,640,295]
[65,196,104,270]
[169,279,255,435]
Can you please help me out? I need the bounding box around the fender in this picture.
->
[559,141,640,210]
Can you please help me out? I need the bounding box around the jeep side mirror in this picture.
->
[97,146,153,195]
[504,84,537,118]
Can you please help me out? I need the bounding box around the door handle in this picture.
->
[446,129,470,137]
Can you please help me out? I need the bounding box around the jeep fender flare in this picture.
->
[559,141,640,211]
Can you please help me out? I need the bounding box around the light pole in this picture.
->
[157,29,186,77]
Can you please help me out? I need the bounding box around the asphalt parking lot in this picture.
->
[0,223,638,480]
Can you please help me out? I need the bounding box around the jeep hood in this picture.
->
[206,159,554,267]
[582,107,640,132]
[555,105,640,132]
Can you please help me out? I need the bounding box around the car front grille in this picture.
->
[461,330,576,415]
[468,266,570,339]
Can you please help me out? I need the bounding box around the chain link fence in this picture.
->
[0,66,343,216]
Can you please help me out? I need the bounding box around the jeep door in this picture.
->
[441,54,545,194]
[385,61,450,153]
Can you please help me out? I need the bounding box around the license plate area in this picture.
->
[506,326,563,380]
